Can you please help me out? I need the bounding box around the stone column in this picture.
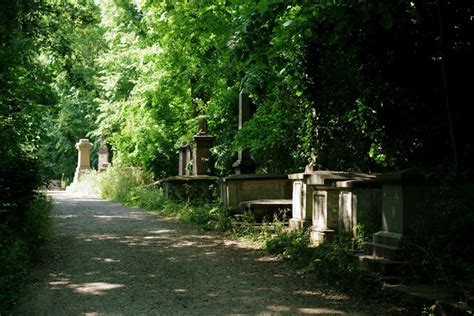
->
[73,139,93,183]
[232,90,256,174]
[178,145,188,176]
[185,145,192,175]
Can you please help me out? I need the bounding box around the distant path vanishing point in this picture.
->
[15,191,396,315]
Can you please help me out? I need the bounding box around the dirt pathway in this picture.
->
[14,191,398,315]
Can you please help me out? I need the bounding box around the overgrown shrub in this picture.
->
[264,228,309,259]
[0,194,52,312]
[98,167,153,202]
[309,240,381,297]
[0,224,28,310]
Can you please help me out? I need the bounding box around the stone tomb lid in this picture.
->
[336,178,380,189]
[157,175,219,185]
[376,168,431,182]
[222,174,289,182]
[308,170,375,185]
[239,199,292,209]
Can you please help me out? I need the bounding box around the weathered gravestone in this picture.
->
[73,139,93,183]
[161,119,218,202]
[178,119,214,177]
[98,137,110,171]
[192,134,215,176]
[232,90,256,175]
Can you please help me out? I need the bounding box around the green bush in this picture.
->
[98,167,153,203]
[24,195,53,251]
[0,224,29,311]
[309,240,381,297]
[264,228,309,259]
[0,194,52,312]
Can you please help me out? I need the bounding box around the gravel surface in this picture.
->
[14,191,402,315]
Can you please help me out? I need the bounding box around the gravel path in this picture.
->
[14,191,400,315]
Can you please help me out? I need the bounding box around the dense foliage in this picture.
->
[3,0,471,181]
[88,0,472,176]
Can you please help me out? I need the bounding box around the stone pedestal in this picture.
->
[73,139,93,183]
[191,134,214,175]
[288,173,313,229]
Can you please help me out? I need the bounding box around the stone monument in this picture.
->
[232,90,256,174]
[73,138,93,183]
[161,117,218,202]
[191,117,215,176]
[221,91,292,216]
[98,137,110,171]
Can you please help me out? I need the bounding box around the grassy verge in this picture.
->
[0,193,53,312]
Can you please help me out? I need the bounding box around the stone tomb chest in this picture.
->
[367,168,439,259]
[289,171,376,229]
[220,174,292,213]
[336,179,382,238]
[289,171,378,245]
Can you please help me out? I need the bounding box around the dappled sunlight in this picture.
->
[93,214,146,221]
[147,229,176,234]
[68,282,125,296]
[77,234,121,242]
[174,289,187,293]
[55,214,79,219]
[297,307,346,314]
[172,240,198,247]
[257,256,280,262]
[266,305,291,312]
[92,257,120,264]
[294,290,325,297]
